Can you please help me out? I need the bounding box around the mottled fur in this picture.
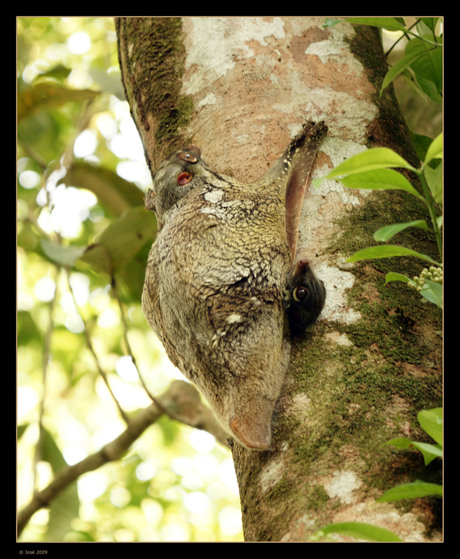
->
[142,121,327,449]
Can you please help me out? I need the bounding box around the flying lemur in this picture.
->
[142,120,327,450]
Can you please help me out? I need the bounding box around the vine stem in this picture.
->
[417,170,443,260]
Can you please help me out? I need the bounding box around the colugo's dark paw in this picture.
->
[285,258,326,337]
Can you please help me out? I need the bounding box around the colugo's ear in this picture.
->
[251,120,327,260]
[284,121,327,260]
[275,121,327,260]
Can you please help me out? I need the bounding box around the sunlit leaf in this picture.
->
[385,272,411,284]
[424,133,443,166]
[347,245,440,266]
[377,481,442,502]
[419,280,443,308]
[346,17,407,31]
[373,220,429,242]
[18,82,99,121]
[407,37,442,101]
[418,408,443,446]
[339,168,424,200]
[380,49,426,93]
[313,148,417,188]
[319,521,402,542]
[384,436,413,450]
[383,409,443,465]
[423,163,442,205]
[411,441,443,465]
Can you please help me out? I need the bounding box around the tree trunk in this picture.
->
[116,16,442,542]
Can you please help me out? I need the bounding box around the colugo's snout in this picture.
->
[230,416,272,451]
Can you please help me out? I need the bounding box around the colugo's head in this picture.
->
[147,145,205,225]
[285,258,326,337]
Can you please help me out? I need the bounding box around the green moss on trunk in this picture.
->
[242,27,443,541]
[116,17,194,171]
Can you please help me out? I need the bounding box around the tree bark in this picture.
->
[116,16,442,542]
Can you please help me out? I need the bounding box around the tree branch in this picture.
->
[17,380,229,537]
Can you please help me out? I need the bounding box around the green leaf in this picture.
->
[374,220,429,242]
[381,36,442,98]
[415,74,442,104]
[313,148,416,188]
[385,272,411,284]
[41,240,88,267]
[380,49,426,93]
[410,132,435,162]
[79,207,156,276]
[418,408,443,446]
[419,279,443,308]
[419,18,439,34]
[384,431,442,465]
[339,168,424,200]
[424,133,443,166]
[377,481,442,502]
[347,245,441,266]
[400,68,431,100]
[319,521,402,542]
[423,163,442,205]
[407,37,442,97]
[411,441,443,465]
[18,82,99,121]
[346,17,407,32]
[384,436,413,450]
[36,64,72,82]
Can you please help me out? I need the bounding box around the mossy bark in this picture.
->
[117,17,442,542]
[116,17,193,175]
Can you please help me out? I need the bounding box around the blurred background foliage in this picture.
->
[17,16,242,542]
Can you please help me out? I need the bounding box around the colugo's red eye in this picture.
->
[177,171,193,186]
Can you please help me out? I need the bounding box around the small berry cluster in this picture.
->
[408,266,443,292]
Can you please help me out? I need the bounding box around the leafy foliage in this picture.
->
[313,132,443,307]
[312,521,402,542]
[379,408,443,502]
